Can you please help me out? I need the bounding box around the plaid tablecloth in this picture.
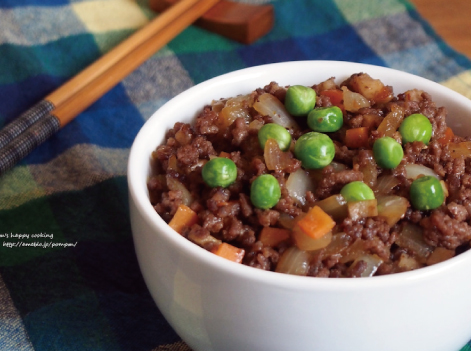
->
[1,0,471,350]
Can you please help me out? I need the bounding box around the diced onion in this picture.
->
[357,151,378,188]
[329,161,349,172]
[278,213,296,229]
[166,176,193,206]
[426,247,455,265]
[347,73,393,103]
[286,168,316,207]
[275,246,310,276]
[340,239,367,264]
[448,141,471,159]
[377,104,404,137]
[397,253,421,271]
[373,175,401,195]
[347,199,378,221]
[351,254,383,277]
[166,154,179,172]
[175,129,192,146]
[253,93,299,130]
[211,99,225,112]
[314,194,348,221]
[218,94,253,128]
[322,232,350,256]
[440,180,449,198]
[264,139,293,171]
[376,195,409,226]
[292,226,333,251]
[317,77,337,91]
[395,222,433,260]
[188,231,222,250]
[248,119,264,131]
[404,164,440,180]
[341,86,370,112]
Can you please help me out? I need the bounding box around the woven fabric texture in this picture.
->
[0,0,471,350]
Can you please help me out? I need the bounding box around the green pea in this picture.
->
[202,157,237,188]
[410,175,444,210]
[284,85,317,117]
[340,181,375,202]
[258,123,292,151]
[373,136,404,169]
[307,106,343,133]
[250,174,281,209]
[294,132,335,169]
[399,113,433,145]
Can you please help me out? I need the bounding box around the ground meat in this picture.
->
[346,260,368,277]
[192,136,216,158]
[315,94,333,108]
[342,217,391,244]
[445,156,466,194]
[232,117,250,146]
[447,202,468,222]
[148,73,471,278]
[334,143,358,165]
[315,166,363,199]
[239,193,253,217]
[263,81,286,102]
[153,144,174,162]
[256,209,280,227]
[176,144,199,166]
[186,225,221,251]
[206,188,230,212]
[244,241,280,271]
[422,210,471,249]
[201,211,224,233]
[154,190,183,220]
[194,106,219,135]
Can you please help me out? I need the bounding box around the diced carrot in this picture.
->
[295,206,336,240]
[320,89,344,111]
[344,127,369,148]
[211,243,245,263]
[168,204,198,234]
[437,127,454,145]
[259,227,291,247]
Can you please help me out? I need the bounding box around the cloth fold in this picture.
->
[0,0,470,350]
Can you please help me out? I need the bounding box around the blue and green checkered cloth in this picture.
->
[1,0,471,350]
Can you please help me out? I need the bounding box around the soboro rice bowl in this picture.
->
[147,70,471,278]
[128,61,471,351]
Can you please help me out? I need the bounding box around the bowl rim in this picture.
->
[128,60,471,291]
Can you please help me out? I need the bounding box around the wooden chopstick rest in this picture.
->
[149,0,274,44]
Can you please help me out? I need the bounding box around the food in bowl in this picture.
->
[147,71,471,278]
[130,62,471,351]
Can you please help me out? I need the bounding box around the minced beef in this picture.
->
[148,72,471,278]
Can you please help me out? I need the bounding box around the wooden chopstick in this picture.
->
[0,0,207,150]
[0,0,220,174]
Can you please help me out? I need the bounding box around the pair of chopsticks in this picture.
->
[0,0,220,175]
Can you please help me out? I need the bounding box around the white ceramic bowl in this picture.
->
[128,61,471,351]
